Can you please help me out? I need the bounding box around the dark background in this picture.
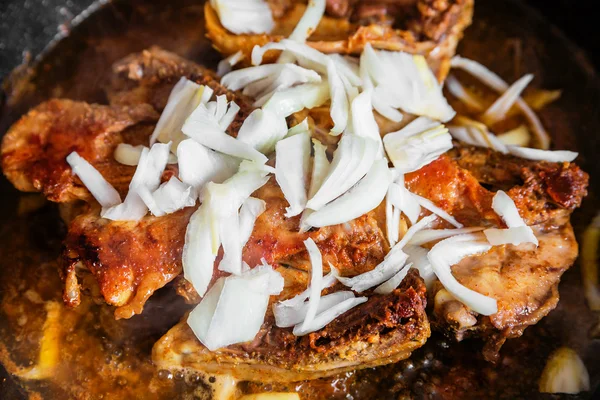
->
[0,0,599,81]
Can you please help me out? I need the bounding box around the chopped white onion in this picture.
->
[275,131,311,217]
[327,58,349,135]
[444,75,485,112]
[177,139,240,192]
[102,142,171,221]
[287,118,310,138]
[387,176,421,225]
[306,134,379,210]
[114,143,178,166]
[183,205,217,298]
[350,88,383,151]
[396,214,438,249]
[482,74,533,126]
[210,0,274,35]
[274,291,354,328]
[300,238,324,332]
[150,78,209,148]
[404,245,436,290]
[411,193,463,228]
[66,152,121,208]
[427,234,497,315]
[383,117,452,173]
[287,0,325,43]
[187,263,283,351]
[409,227,485,246]
[217,50,244,77]
[263,82,330,117]
[448,123,509,154]
[507,145,578,162]
[218,212,243,275]
[450,55,550,149]
[337,247,408,293]
[362,45,456,122]
[374,262,412,294]
[278,266,339,309]
[292,296,367,336]
[150,177,196,216]
[489,190,538,246]
[182,102,267,163]
[385,193,401,247]
[237,108,289,155]
[304,158,393,227]
[300,138,330,232]
[239,197,266,246]
[252,40,329,72]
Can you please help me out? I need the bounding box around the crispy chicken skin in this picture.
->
[153,270,429,382]
[204,0,473,80]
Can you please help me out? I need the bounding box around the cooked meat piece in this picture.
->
[62,178,389,318]
[408,146,588,361]
[204,0,473,80]
[1,99,160,203]
[153,270,429,382]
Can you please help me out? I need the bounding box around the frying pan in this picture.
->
[1,0,599,398]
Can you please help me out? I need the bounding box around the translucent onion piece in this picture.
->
[287,0,325,43]
[252,40,329,72]
[210,0,274,35]
[362,45,456,122]
[336,247,408,293]
[183,205,218,297]
[404,245,436,290]
[66,152,121,208]
[307,138,330,199]
[539,347,590,394]
[218,212,243,275]
[450,55,550,149]
[217,50,244,76]
[491,190,526,228]
[507,145,578,162]
[351,88,383,148]
[275,131,311,217]
[237,108,289,155]
[582,213,600,311]
[448,119,509,154]
[222,64,292,91]
[329,54,362,86]
[395,214,438,250]
[444,75,485,112]
[151,177,196,216]
[150,78,208,148]
[497,125,531,146]
[427,234,497,315]
[383,117,452,173]
[304,158,392,227]
[327,58,349,135]
[286,118,310,138]
[306,134,379,211]
[481,74,533,126]
[102,143,171,221]
[182,103,267,163]
[374,262,413,294]
[387,180,421,225]
[239,197,267,247]
[385,193,400,247]
[292,296,368,336]
[114,143,178,166]
[274,291,354,328]
[187,265,283,351]
[412,193,463,228]
[177,139,240,192]
[262,82,330,117]
[484,226,538,246]
[300,238,324,332]
[409,227,485,246]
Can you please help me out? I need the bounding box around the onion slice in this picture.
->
[411,193,463,228]
[210,0,274,35]
[292,296,368,336]
[383,117,452,173]
[327,58,349,135]
[304,158,392,227]
[275,131,311,217]
[481,74,533,126]
[187,263,283,351]
[237,108,289,155]
[374,262,413,294]
[217,50,244,76]
[300,238,324,332]
[487,190,538,246]
[444,75,485,112]
[409,227,485,246]
[262,82,330,117]
[451,55,550,149]
[336,247,408,293]
[507,145,578,162]
[306,134,379,211]
[183,205,218,298]
[404,245,436,290]
[239,197,266,246]
[277,266,339,309]
[66,152,121,208]
[427,233,497,315]
[274,291,354,328]
[150,177,196,216]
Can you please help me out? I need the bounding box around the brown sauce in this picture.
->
[1,0,599,398]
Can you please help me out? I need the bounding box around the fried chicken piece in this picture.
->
[204,0,473,80]
[1,99,159,203]
[153,270,429,382]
